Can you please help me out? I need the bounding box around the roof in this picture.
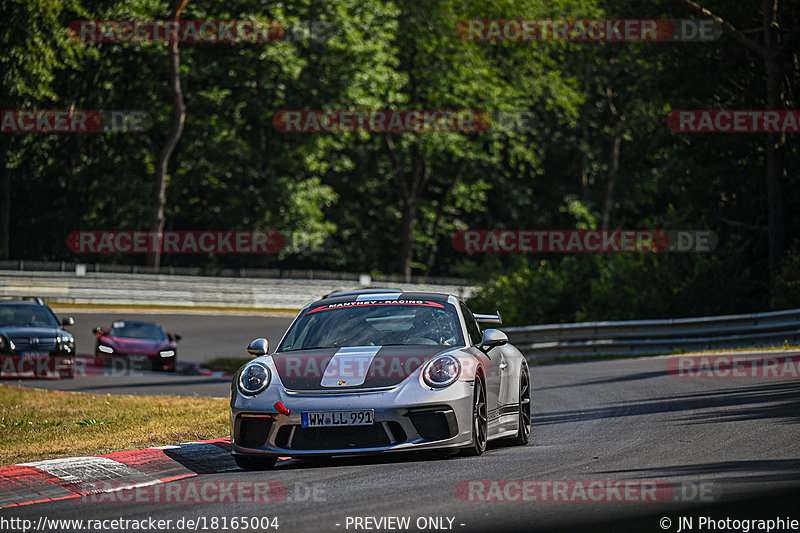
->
[0,297,44,305]
[322,287,403,299]
[110,320,160,326]
[309,290,454,308]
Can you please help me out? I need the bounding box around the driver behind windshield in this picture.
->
[14,308,51,326]
[404,308,455,345]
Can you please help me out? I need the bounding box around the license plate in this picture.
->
[21,351,49,357]
[301,410,374,427]
[126,354,147,361]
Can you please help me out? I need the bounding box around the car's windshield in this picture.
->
[0,304,60,327]
[278,300,464,351]
[107,321,168,340]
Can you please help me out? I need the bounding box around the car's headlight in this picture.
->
[0,337,5,349]
[238,362,271,396]
[60,335,74,353]
[423,355,461,388]
[98,345,114,354]
[159,350,175,357]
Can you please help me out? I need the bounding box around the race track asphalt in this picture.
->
[3,346,799,532]
[5,312,293,396]
[63,311,294,364]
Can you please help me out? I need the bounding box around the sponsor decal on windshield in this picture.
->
[307,300,445,314]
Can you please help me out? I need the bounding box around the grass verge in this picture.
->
[0,385,229,465]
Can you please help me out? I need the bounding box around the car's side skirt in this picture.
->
[487,404,520,440]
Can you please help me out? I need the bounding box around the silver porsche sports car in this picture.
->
[229,289,531,470]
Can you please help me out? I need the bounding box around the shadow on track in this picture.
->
[534,380,800,426]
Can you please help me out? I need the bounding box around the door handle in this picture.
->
[499,362,508,370]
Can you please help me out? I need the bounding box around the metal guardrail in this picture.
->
[3,267,794,358]
[503,308,800,359]
[0,260,471,286]
[0,270,476,310]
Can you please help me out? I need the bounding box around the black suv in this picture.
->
[0,298,76,378]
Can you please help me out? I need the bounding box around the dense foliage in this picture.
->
[2,0,798,324]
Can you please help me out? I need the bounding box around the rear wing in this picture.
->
[474,312,502,325]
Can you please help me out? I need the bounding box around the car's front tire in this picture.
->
[462,377,487,456]
[234,455,278,471]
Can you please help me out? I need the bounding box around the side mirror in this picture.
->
[247,338,269,357]
[479,329,508,352]
[92,326,102,335]
[62,317,74,327]
[173,333,182,342]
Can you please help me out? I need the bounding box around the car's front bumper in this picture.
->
[231,379,475,457]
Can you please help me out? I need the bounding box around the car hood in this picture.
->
[100,336,172,354]
[0,326,63,338]
[271,344,456,390]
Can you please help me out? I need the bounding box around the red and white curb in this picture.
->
[0,438,290,509]
[195,369,234,379]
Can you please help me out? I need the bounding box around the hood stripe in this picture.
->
[320,345,382,387]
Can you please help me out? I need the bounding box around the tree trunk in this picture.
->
[601,86,623,231]
[0,171,9,259]
[601,133,621,231]
[673,0,788,280]
[762,0,787,282]
[424,161,465,272]
[401,199,417,282]
[579,62,591,203]
[385,136,429,282]
[147,1,189,268]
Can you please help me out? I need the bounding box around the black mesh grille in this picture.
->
[285,425,391,450]
[10,337,57,352]
[385,421,407,444]
[407,407,458,441]
[237,418,273,448]
[275,426,292,448]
